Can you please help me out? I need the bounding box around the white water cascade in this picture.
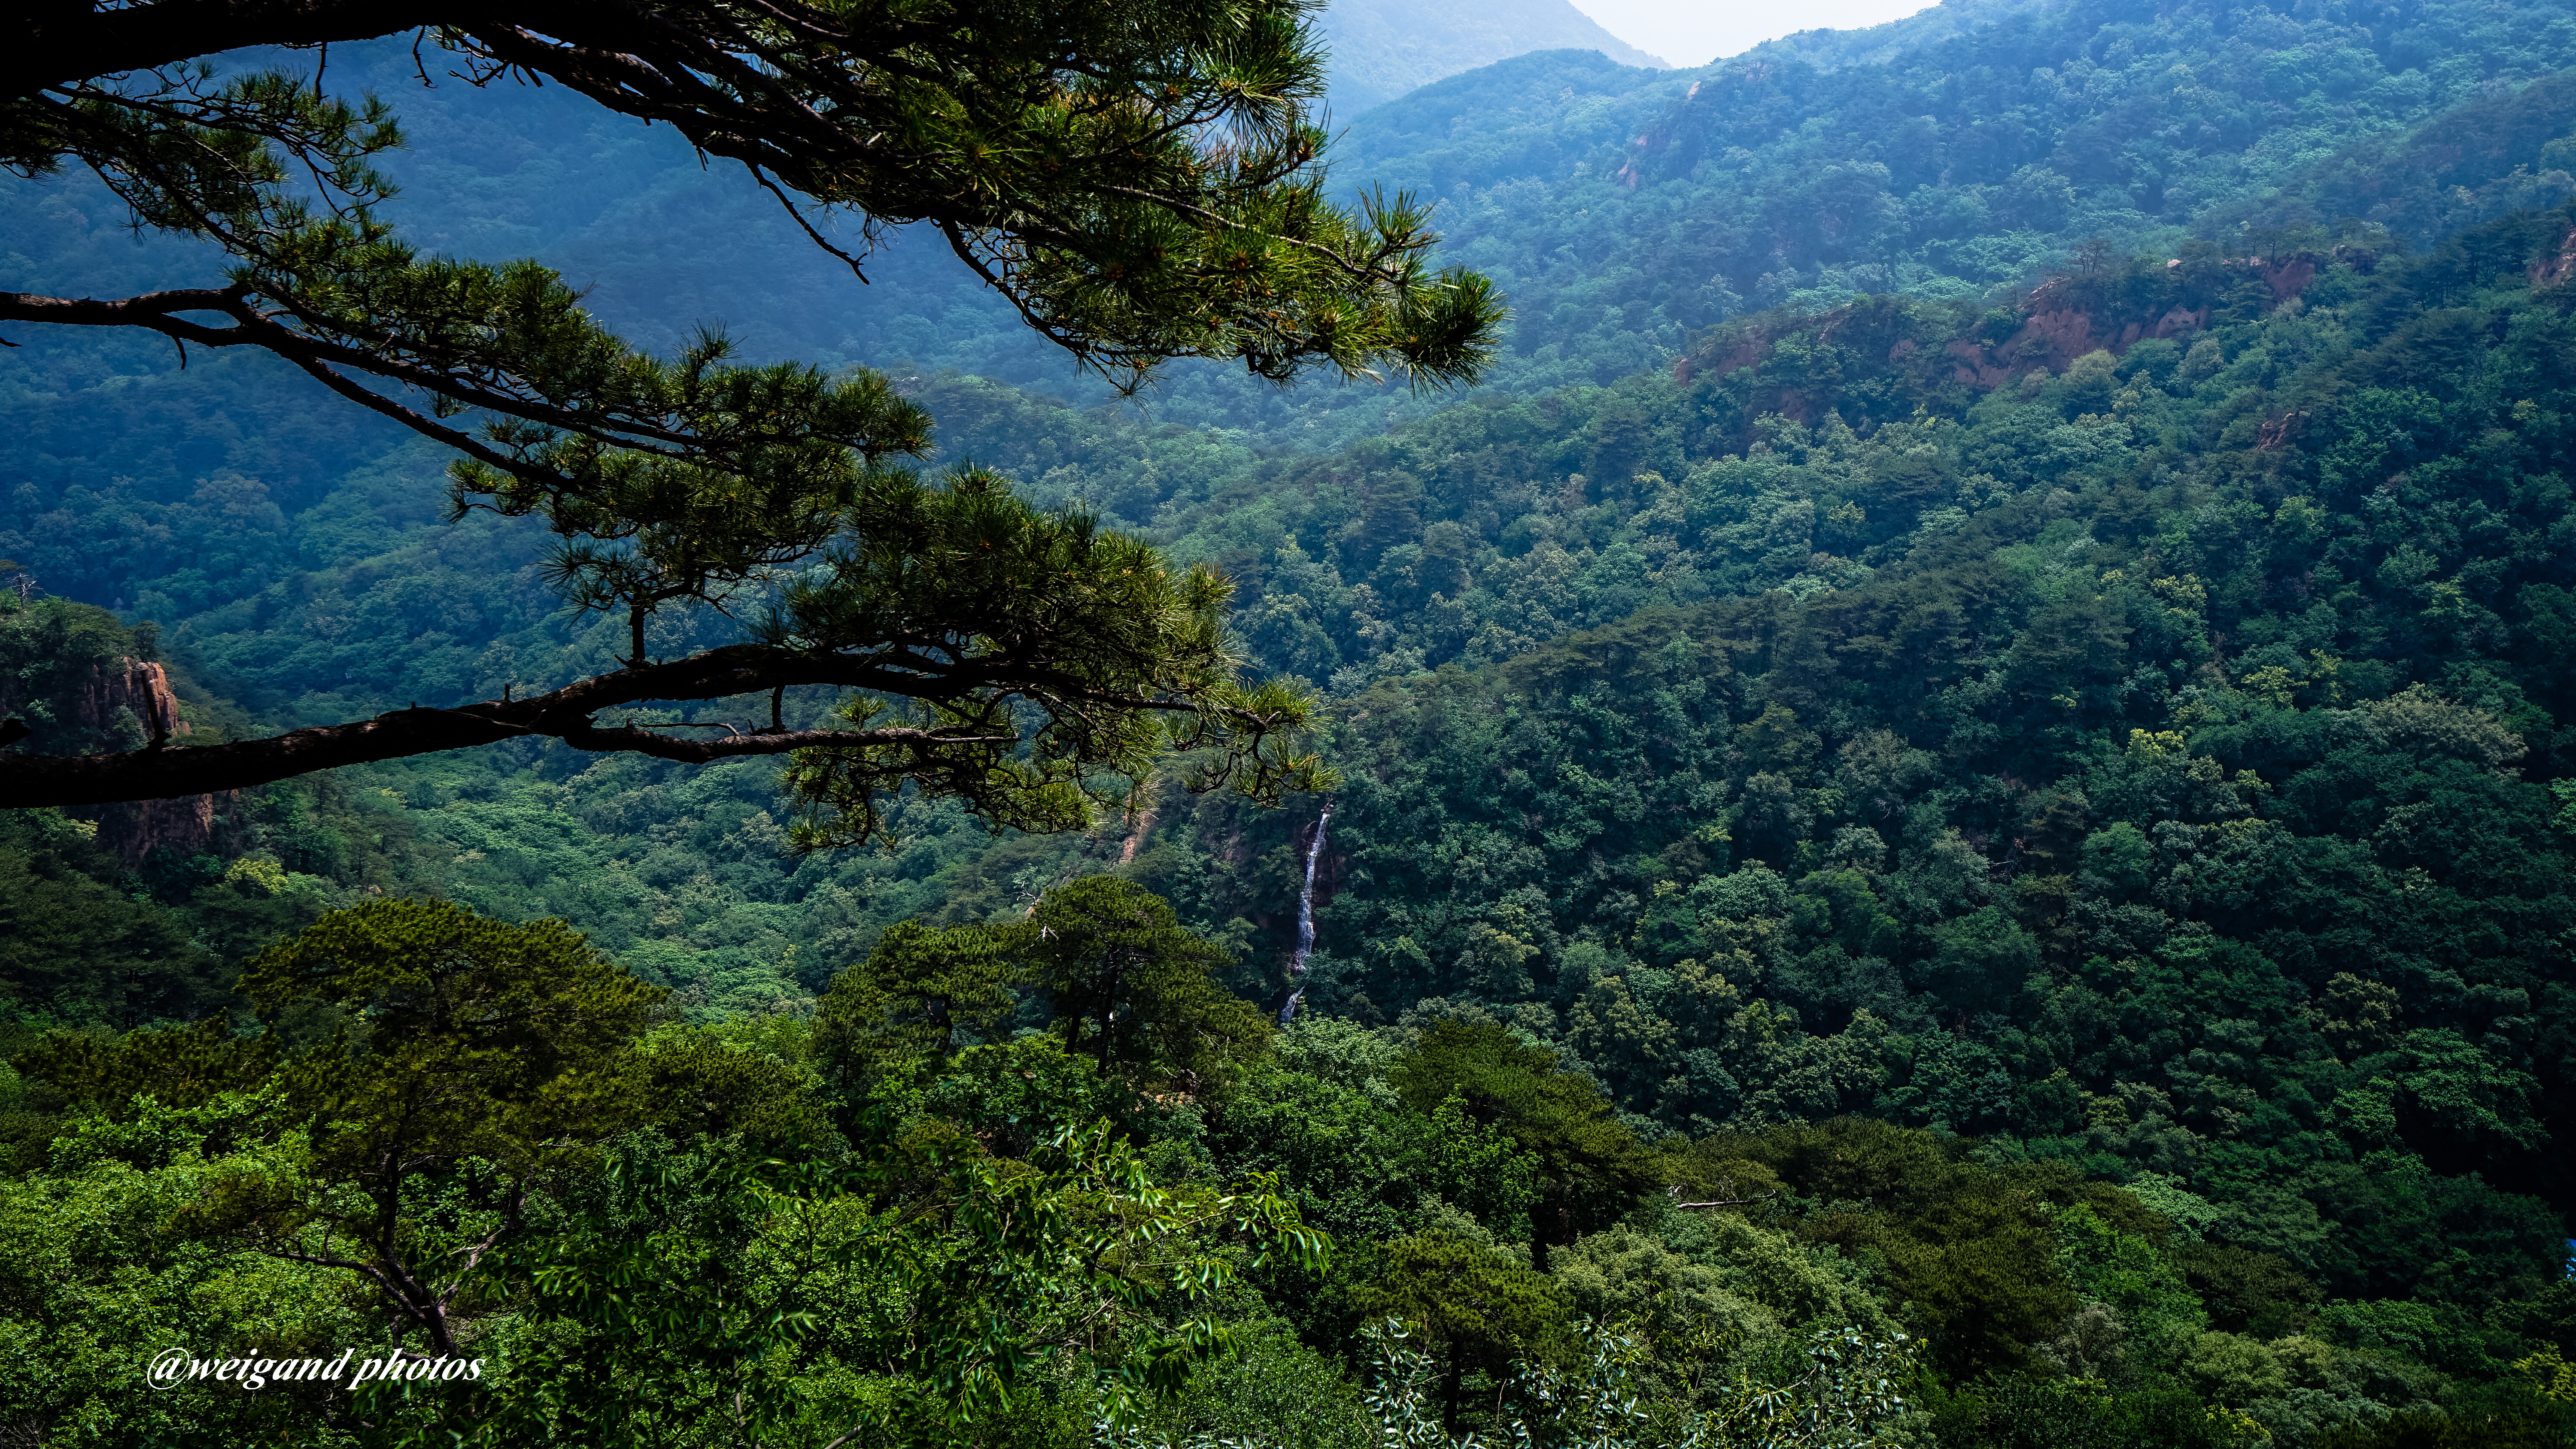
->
[1276,803,1333,1027]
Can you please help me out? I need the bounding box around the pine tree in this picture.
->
[0,1,1504,834]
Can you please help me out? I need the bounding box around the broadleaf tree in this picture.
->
[1027,873,1268,1091]
[15,897,666,1357]
[0,0,1504,840]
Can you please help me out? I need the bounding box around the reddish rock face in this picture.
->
[2534,226,2576,289]
[1711,336,1769,376]
[93,658,237,867]
[97,789,229,870]
[2006,308,2104,373]
[1676,276,2228,438]
[0,654,236,867]
[2255,412,2309,451]
[2259,258,2317,305]
[75,656,189,746]
[2150,305,2209,339]
[1943,337,2013,389]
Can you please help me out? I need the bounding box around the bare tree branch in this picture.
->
[1667,1183,1780,1210]
[12,0,437,99]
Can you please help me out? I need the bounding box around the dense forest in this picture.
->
[6,0,2576,1444]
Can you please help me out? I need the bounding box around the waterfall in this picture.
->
[1277,803,1333,1027]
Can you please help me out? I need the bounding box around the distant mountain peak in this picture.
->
[1320,0,1668,117]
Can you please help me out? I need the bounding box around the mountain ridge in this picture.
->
[1320,0,1669,116]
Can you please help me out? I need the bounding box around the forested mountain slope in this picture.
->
[1354,0,2576,403]
[9,0,2570,504]
[9,60,2576,1057]
[1108,202,2576,1444]
[2,0,2571,1022]
[18,174,2574,1292]
[1319,0,1668,115]
[1121,192,2576,1164]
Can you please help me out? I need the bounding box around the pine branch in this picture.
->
[0,634,1303,807]
[11,0,436,99]
[0,643,1098,806]
[0,288,596,482]
[10,0,1496,394]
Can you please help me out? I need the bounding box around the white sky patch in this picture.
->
[1566,0,1941,68]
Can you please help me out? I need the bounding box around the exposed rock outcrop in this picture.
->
[74,655,190,747]
[0,654,236,867]
[96,788,231,870]
[2533,225,2576,288]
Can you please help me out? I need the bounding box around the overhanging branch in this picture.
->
[0,642,1140,806]
[12,1,437,100]
[0,288,733,476]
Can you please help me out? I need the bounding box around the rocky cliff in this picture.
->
[0,650,234,868]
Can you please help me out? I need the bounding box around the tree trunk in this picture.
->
[1444,1339,1464,1437]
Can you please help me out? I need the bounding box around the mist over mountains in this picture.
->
[1318,0,1669,114]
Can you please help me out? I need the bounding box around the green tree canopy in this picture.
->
[0,807,225,1027]
[1352,1228,1571,1434]
[813,917,1029,1084]
[1705,1117,2098,1380]
[19,897,666,1355]
[1388,1019,1661,1248]
[1027,873,1268,1091]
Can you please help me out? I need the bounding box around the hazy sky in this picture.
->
[1568,0,1942,67]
